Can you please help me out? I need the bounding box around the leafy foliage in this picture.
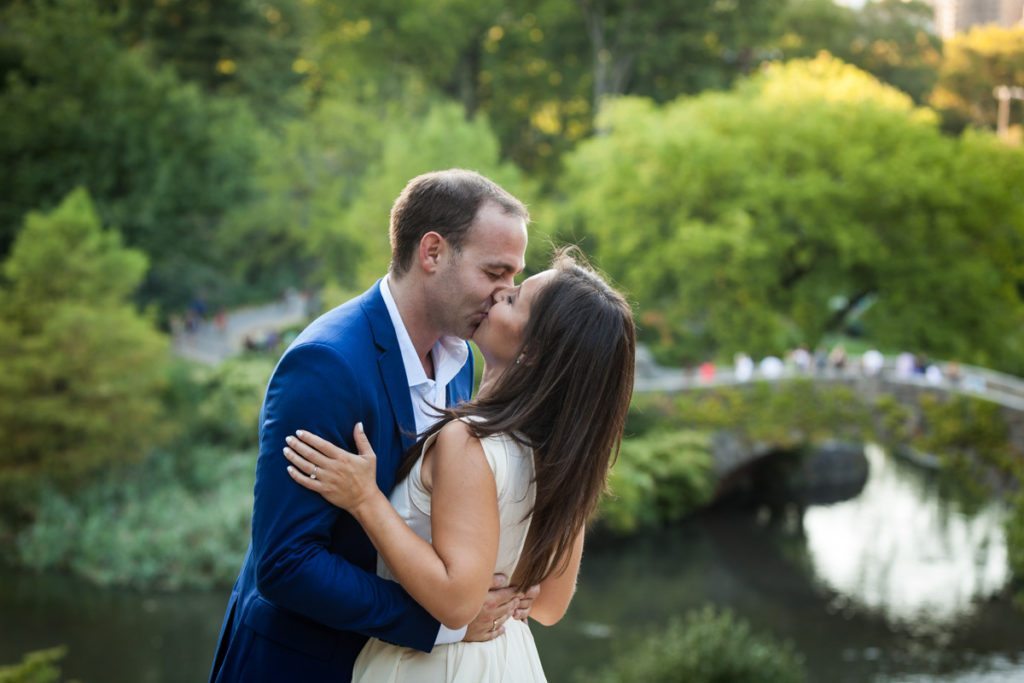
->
[0,190,169,516]
[108,0,310,118]
[775,0,941,102]
[590,605,806,683]
[13,449,254,590]
[8,353,271,589]
[601,430,714,533]
[163,355,274,457]
[0,647,66,683]
[0,0,259,309]
[675,380,870,447]
[562,56,1024,369]
[322,100,535,289]
[932,25,1024,130]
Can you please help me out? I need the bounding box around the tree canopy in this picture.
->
[561,55,1024,369]
[932,25,1024,131]
[0,189,169,515]
[0,0,259,310]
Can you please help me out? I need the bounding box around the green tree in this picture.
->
[306,0,514,114]
[932,24,1024,130]
[216,94,390,299]
[322,101,536,289]
[220,94,536,294]
[0,0,259,309]
[561,56,1024,370]
[105,0,310,119]
[0,189,169,516]
[775,0,941,103]
[574,0,786,110]
[303,0,789,177]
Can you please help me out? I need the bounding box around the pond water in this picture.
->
[1,445,1022,682]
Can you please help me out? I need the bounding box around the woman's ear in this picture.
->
[516,347,537,366]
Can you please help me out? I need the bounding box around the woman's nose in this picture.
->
[492,287,512,305]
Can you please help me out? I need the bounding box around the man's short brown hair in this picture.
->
[389,169,529,276]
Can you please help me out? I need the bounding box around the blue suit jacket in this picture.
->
[209,282,475,682]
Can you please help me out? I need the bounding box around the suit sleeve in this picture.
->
[251,342,439,651]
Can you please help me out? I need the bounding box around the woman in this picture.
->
[283,252,635,681]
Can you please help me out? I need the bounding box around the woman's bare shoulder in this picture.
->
[434,418,485,459]
[421,419,488,490]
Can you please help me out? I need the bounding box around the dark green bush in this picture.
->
[600,430,714,533]
[590,606,806,683]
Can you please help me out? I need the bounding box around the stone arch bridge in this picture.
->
[633,349,1024,500]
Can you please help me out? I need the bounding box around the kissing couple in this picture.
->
[209,169,635,682]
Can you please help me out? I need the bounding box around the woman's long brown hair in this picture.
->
[397,250,636,591]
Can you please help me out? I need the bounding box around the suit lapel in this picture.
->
[361,281,417,452]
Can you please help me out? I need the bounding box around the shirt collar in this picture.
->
[380,275,469,390]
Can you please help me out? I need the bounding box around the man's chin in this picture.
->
[465,315,487,341]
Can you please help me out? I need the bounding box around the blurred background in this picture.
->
[1,0,1023,681]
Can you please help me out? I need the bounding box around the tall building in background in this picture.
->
[930,0,1024,37]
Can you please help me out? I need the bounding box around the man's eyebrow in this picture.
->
[483,262,517,272]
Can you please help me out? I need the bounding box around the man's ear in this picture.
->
[417,231,446,273]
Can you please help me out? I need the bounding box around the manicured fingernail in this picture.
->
[295,430,305,438]
[357,422,364,433]
[285,436,294,445]
[287,465,294,474]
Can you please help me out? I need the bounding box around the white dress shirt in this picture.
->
[379,276,471,645]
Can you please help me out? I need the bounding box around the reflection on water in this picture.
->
[1,445,1022,682]
[804,445,1010,633]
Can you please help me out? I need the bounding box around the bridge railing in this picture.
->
[633,350,1024,412]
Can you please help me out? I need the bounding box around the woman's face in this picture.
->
[473,269,556,366]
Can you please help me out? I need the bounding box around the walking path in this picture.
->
[171,292,313,364]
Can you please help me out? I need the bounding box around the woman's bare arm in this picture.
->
[287,421,500,629]
[528,529,585,626]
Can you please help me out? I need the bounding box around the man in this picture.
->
[209,169,533,682]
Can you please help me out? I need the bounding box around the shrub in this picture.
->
[0,647,66,683]
[675,381,870,448]
[160,355,272,492]
[590,606,806,683]
[600,430,714,533]
[13,450,254,590]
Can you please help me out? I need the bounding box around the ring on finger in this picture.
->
[310,465,319,480]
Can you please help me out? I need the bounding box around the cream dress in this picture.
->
[352,421,547,682]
